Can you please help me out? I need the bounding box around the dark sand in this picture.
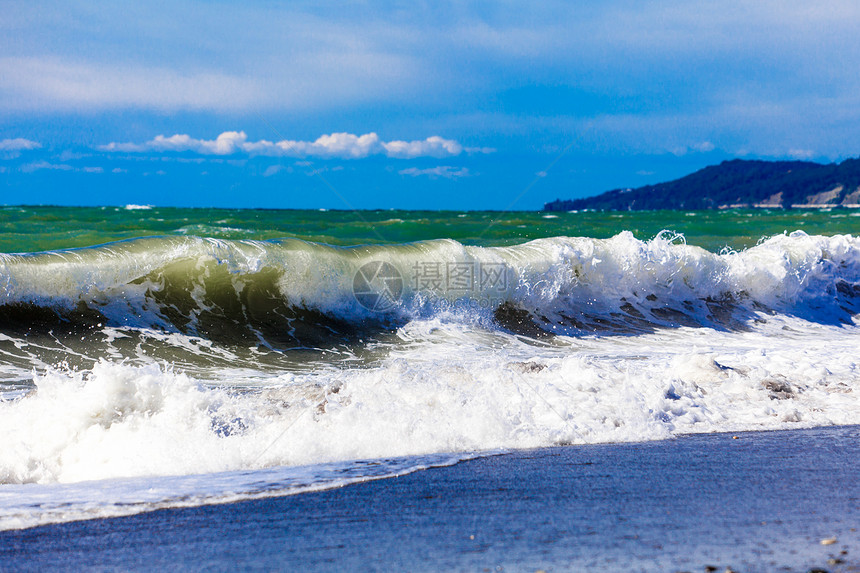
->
[2,426,859,572]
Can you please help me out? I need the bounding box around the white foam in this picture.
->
[1,317,857,487]
[0,452,471,531]
[2,232,858,326]
[1,231,860,529]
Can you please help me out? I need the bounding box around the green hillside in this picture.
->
[545,158,860,211]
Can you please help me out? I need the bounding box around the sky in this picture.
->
[2,0,860,210]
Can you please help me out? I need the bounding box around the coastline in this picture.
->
[2,426,859,572]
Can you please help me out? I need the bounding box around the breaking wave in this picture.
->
[1,231,858,345]
[1,230,859,528]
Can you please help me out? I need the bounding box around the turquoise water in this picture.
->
[3,205,860,253]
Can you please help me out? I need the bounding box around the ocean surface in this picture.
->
[1,205,859,530]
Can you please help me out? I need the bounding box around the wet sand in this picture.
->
[2,426,860,572]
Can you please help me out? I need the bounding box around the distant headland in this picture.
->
[544,158,860,211]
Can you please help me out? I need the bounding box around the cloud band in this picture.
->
[99,131,486,159]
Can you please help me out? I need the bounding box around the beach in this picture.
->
[2,426,859,572]
[1,207,859,571]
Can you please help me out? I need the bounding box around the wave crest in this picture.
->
[0,231,858,345]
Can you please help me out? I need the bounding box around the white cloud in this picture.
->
[101,132,247,154]
[0,138,40,151]
[671,141,716,156]
[398,166,471,179]
[263,165,291,177]
[20,161,104,174]
[465,146,497,154]
[0,57,260,112]
[273,132,385,158]
[788,148,816,160]
[383,136,462,158]
[20,161,73,173]
[100,131,478,159]
[692,141,715,153]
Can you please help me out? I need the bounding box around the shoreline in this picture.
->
[3,426,860,571]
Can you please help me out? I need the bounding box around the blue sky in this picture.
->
[2,1,860,210]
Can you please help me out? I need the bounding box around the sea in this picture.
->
[1,205,859,531]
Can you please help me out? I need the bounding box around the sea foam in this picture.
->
[1,231,858,529]
[1,315,857,487]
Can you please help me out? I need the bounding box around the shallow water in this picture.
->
[2,427,858,572]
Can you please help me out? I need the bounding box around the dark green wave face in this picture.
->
[1,226,859,375]
[1,205,859,376]
[2,205,860,253]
